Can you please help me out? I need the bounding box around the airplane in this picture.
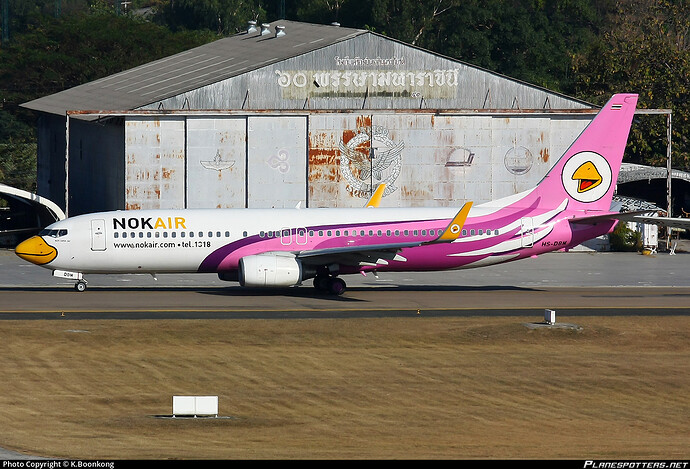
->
[15,93,682,295]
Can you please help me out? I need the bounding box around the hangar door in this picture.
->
[247,116,307,208]
[186,117,246,208]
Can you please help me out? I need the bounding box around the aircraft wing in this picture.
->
[296,202,472,267]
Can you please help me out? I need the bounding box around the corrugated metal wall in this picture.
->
[123,111,592,210]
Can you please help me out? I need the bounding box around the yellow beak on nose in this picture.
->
[15,236,58,265]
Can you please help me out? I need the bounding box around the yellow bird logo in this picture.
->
[571,161,603,193]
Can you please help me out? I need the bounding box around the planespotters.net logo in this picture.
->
[561,151,613,203]
[584,462,688,469]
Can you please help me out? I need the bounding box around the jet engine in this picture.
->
[239,253,305,287]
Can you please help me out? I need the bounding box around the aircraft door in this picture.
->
[280,228,292,246]
[520,218,534,248]
[91,219,106,251]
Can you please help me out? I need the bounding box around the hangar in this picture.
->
[20,19,676,222]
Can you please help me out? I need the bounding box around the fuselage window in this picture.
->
[243,231,248,237]
[121,232,127,239]
[308,230,314,236]
[147,232,152,238]
[462,229,467,236]
[155,232,160,238]
[478,229,483,235]
[114,232,119,238]
[318,230,323,236]
[163,232,168,238]
[327,230,332,236]
[189,231,194,238]
[225,231,230,237]
[208,231,213,238]
[470,229,475,236]
[130,232,135,238]
[336,230,341,236]
[377,230,382,236]
[180,232,185,238]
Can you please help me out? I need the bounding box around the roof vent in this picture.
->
[260,23,271,36]
[247,21,258,34]
[275,25,286,38]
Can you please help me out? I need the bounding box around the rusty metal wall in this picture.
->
[186,116,246,208]
[124,111,592,210]
[308,112,591,208]
[125,117,185,210]
[247,116,307,208]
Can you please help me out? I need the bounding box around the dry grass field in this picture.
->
[0,316,688,460]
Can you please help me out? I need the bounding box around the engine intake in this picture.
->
[239,253,304,287]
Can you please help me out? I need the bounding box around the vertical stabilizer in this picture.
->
[536,93,638,212]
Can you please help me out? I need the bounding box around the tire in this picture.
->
[327,277,346,296]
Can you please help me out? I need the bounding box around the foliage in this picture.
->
[609,222,642,252]
[572,0,690,170]
[0,0,688,194]
[152,0,266,34]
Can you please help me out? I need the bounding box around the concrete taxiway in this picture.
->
[2,248,690,318]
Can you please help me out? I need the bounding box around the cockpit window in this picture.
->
[39,229,68,238]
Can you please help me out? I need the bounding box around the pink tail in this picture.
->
[535,93,638,212]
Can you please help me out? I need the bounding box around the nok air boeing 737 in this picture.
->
[16,94,668,295]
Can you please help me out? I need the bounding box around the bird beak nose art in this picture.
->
[572,161,603,193]
[15,236,58,265]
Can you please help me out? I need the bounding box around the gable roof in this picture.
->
[22,20,366,116]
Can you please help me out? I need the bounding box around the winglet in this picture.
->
[436,202,473,242]
[365,184,386,208]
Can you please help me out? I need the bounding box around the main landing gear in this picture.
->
[313,275,347,295]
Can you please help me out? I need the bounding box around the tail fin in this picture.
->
[536,93,638,212]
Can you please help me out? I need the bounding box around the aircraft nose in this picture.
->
[15,236,57,265]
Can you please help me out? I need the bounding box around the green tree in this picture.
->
[154,0,266,34]
[572,0,690,170]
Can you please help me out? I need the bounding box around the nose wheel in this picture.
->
[74,280,88,292]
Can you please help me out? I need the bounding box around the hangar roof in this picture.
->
[22,20,367,116]
[22,19,592,116]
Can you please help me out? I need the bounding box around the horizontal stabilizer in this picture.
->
[569,210,655,225]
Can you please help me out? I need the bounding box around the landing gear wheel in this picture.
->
[327,277,346,296]
[314,275,329,291]
[74,281,87,292]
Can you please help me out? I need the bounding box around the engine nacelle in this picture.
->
[239,253,303,287]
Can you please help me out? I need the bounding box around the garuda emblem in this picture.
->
[338,125,404,199]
